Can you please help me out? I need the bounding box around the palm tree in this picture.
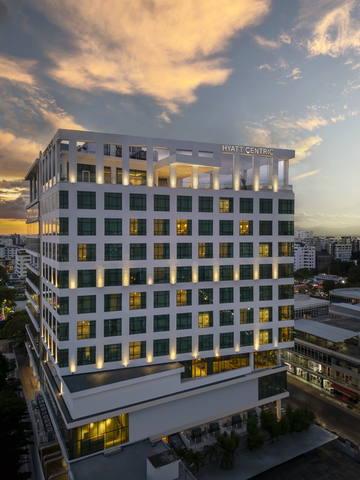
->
[204,443,219,463]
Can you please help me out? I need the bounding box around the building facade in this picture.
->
[294,242,316,271]
[25,130,295,463]
[330,242,352,262]
[15,250,31,278]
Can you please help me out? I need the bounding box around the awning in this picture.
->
[331,383,357,397]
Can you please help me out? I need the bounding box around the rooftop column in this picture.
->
[146,141,154,188]
[68,138,77,183]
[284,159,289,189]
[192,165,199,189]
[252,154,260,191]
[95,138,104,184]
[122,140,130,186]
[272,155,279,193]
[233,153,240,191]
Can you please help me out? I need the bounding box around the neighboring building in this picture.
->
[330,243,352,262]
[294,242,316,271]
[329,288,360,305]
[306,236,327,252]
[25,130,295,465]
[294,294,330,320]
[316,251,332,271]
[0,236,15,247]
[330,302,360,321]
[283,316,360,400]
[0,245,20,260]
[294,230,313,241]
[15,250,30,278]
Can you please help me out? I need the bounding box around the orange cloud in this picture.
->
[32,0,272,112]
[0,219,27,235]
[0,56,37,85]
[0,129,41,180]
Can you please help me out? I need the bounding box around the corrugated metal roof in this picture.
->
[295,319,358,343]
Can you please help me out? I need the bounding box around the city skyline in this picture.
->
[1,0,360,235]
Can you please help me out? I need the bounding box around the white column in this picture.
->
[252,154,260,191]
[170,164,177,188]
[272,156,279,193]
[54,141,59,183]
[95,138,104,184]
[276,399,281,420]
[192,165,199,189]
[122,140,130,186]
[154,168,159,187]
[233,154,240,191]
[213,167,220,190]
[284,159,289,189]
[146,141,154,188]
[68,138,77,183]
[29,179,33,203]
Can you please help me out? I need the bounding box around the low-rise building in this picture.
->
[294,243,316,271]
[15,250,30,278]
[294,230,313,241]
[331,243,352,262]
[294,294,330,320]
[329,288,360,305]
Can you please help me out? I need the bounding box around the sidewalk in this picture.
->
[15,348,40,401]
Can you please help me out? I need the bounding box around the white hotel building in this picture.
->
[25,130,295,463]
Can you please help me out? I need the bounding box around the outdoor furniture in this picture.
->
[191,427,202,441]
[209,422,220,434]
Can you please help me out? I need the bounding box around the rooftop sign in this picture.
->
[222,145,274,155]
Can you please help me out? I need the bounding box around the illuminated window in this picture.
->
[78,244,96,261]
[254,350,277,369]
[104,166,111,184]
[279,327,294,343]
[154,243,170,259]
[129,170,146,185]
[259,329,273,345]
[219,197,233,213]
[220,243,233,258]
[239,221,253,236]
[198,243,213,258]
[176,289,192,306]
[198,311,213,328]
[154,219,170,235]
[129,341,146,359]
[130,219,146,236]
[240,308,253,324]
[129,292,146,310]
[116,168,122,184]
[259,307,272,322]
[77,321,96,340]
[177,219,192,236]
[259,243,272,258]
[279,305,294,321]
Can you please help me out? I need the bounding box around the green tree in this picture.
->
[294,268,317,282]
[285,404,315,433]
[216,430,240,470]
[246,416,265,451]
[204,443,219,463]
[298,288,306,294]
[260,409,281,439]
[321,280,335,296]
[3,310,30,347]
[0,353,32,480]
[0,266,10,285]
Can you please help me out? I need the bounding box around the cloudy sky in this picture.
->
[1,0,360,235]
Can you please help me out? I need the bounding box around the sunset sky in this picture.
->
[1,0,360,236]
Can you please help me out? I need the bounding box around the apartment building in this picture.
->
[15,250,30,277]
[294,242,316,271]
[25,130,295,463]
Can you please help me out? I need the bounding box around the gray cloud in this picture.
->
[0,196,27,219]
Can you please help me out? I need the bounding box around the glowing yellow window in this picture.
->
[129,341,146,359]
[259,243,272,258]
[77,321,95,340]
[259,307,272,323]
[198,311,213,328]
[177,219,192,236]
[239,220,253,236]
[129,292,146,310]
[177,289,191,306]
[192,359,207,377]
[219,198,233,213]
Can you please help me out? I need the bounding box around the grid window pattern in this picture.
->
[220,309,234,326]
[260,329,273,345]
[240,198,253,213]
[220,265,233,281]
[58,322,69,341]
[198,243,213,258]
[279,326,294,342]
[104,344,122,362]
[177,243,192,259]
[239,243,253,258]
[199,196,213,212]
[177,313,192,330]
[177,219,192,236]
[57,270,69,289]
[78,218,96,236]
[129,341,146,359]
[130,193,146,211]
[220,197,233,213]
[116,168,122,184]
[278,285,294,300]
[105,219,122,236]
[57,348,68,368]
[130,243,146,260]
[154,291,170,308]
[154,267,170,284]
[198,265,213,282]
[278,242,294,257]
[77,321,96,340]
[259,307,272,322]
[129,316,146,334]
[278,221,294,236]
[259,221,272,236]
[105,244,122,261]
[104,166,111,184]
[78,244,96,261]
[240,331,253,347]
[198,288,213,305]
[105,269,122,286]
[177,336,192,354]
[177,290,192,306]
[104,293,122,312]
[59,217,69,235]
[219,243,233,258]
[77,346,96,365]
[220,332,234,349]
[258,371,287,400]
[279,305,294,321]
[177,266,192,283]
[239,220,253,236]
[129,292,146,310]
[153,339,169,357]
[279,263,294,278]
[177,196,192,212]
[220,287,233,304]
[153,315,169,332]
[220,220,233,236]
[259,264,273,280]
[199,334,213,352]
[240,265,253,280]
[58,244,69,262]
[78,270,96,288]
[130,268,146,285]
[154,243,170,259]
[130,219,146,236]
[129,169,146,185]
[199,220,213,236]
[59,297,69,315]
[240,308,254,324]
[260,285,272,301]
[198,311,213,328]
[77,191,96,209]
[240,286,253,303]
[259,198,272,214]
[104,319,122,337]
[105,192,122,210]
[59,191,68,209]
[154,219,170,235]
[259,243,272,258]
[77,295,96,314]
[154,195,169,211]
[278,199,294,214]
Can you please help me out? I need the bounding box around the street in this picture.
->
[286,375,360,446]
